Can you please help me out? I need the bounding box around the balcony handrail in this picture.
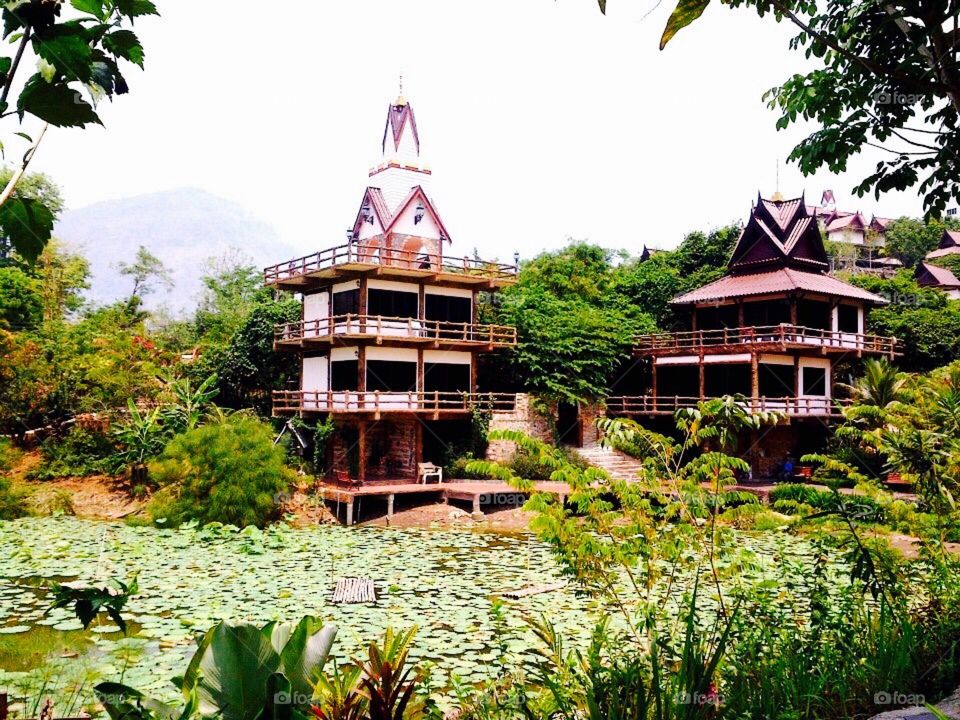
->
[634,324,897,354]
[274,314,517,345]
[264,241,518,284]
[606,394,847,417]
[273,390,517,414]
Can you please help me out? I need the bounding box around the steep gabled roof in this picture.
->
[826,211,867,232]
[351,187,392,236]
[728,195,828,274]
[916,261,960,289]
[671,267,888,305]
[384,185,452,243]
[939,230,960,250]
[382,100,420,154]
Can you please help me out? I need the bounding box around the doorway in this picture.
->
[557,401,582,447]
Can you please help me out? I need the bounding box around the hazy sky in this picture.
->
[31,0,924,265]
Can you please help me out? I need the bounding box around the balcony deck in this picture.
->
[274,315,517,350]
[273,390,517,418]
[634,325,898,358]
[264,243,517,290]
[606,395,845,418]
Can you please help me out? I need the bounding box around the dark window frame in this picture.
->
[368,288,418,319]
[802,366,828,397]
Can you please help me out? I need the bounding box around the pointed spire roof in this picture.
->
[728,193,828,274]
[382,98,420,155]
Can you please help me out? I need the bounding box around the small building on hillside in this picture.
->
[924,230,960,261]
[813,189,890,247]
[915,262,960,299]
[264,95,518,484]
[608,194,898,476]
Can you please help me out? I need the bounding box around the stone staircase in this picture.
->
[571,441,646,482]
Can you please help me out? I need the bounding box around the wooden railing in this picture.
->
[275,315,517,347]
[273,390,518,414]
[634,325,898,355]
[264,242,517,285]
[606,395,845,417]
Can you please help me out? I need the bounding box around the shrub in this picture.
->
[147,414,293,528]
[0,437,21,472]
[0,476,28,520]
[508,449,557,480]
[29,426,122,481]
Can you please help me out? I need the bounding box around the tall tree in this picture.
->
[595,0,960,215]
[885,216,960,267]
[119,245,172,302]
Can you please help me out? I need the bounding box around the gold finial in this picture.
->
[772,159,783,201]
[772,190,785,202]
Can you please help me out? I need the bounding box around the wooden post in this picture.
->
[698,363,706,399]
[751,353,759,402]
[737,301,745,327]
[357,346,366,396]
[790,295,798,327]
[358,421,368,484]
[651,362,658,412]
[415,420,424,473]
[793,356,801,404]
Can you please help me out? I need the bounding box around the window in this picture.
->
[331,360,358,391]
[368,289,418,319]
[837,305,859,333]
[797,300,831,330]
[758,363,793,397]
[333,289,360,316]
[424,363,470,393]
[425,294,471,324]
[743,300,790,327]
[802,366,827,396]
[366,360,417,392]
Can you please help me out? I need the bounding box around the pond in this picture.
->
[0,517,824,711]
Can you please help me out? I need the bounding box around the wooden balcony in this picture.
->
[273,390,517,418]
[264,243,517,290]
[606,395,845,418]
[634,325,898,358]
[274,315,517,350]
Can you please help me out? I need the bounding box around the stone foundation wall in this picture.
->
[485,393,554,462]
[749,425,796,478]
[580,404,602,446]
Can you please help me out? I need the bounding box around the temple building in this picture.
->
[609,194,899,475]
[264,94,517,484]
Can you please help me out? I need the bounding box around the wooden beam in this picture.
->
[358,421,368,484]
[751,353,759,402]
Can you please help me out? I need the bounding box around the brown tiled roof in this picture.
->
[917,262,960,289]
[826,212,866,232]
[940,230,960,249]
[926,246,960,260]
[671,267,888,305]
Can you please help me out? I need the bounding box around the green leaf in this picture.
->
[0,56,11,84]
[71,0,108,20]
[0,196,55,263]
[115,0,160,19]
[660,0,711,49]
[103,29,144,67]
[597,0,607,12]
[33,22,94,82]
[278,618,337,705]
[18,75,102,127]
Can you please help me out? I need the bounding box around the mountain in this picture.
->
[55,188,299,314]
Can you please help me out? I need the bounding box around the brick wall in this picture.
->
[750,425,796,478]
[485,393,554,462]
[330,418,419,481]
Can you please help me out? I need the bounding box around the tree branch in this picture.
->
[0,122,49,209]
[1,24,32,107]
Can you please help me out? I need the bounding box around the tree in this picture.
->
[0,263,41,330]
[118,245,172,302]
[0,167,63,263]
[0,1,158,262]
[886,216,960,267]
[194,252,264,346]
[605,0,960,215]
[37,238,89,320]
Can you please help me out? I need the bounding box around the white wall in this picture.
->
[302,355,329,392]
[424,350,471,365]
[798,357,831,398]
[303,291,329,322]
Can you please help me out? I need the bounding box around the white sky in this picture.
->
[31,0,924,264]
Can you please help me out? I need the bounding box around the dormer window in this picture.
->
[414,202,425,225]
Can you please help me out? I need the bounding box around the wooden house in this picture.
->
[264,95,517,484]
[609,194,898,475]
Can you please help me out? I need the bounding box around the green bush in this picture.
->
[0,476,28,520]
[508,449,558,480]
[147,414,293,528]
[29,426,122,481]
[0,437,21,472]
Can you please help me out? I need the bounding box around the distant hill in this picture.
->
[55,188,298,314]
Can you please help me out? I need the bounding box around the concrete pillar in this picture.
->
[472,494,481,515]
[387,493,395,518]
[345,499,354,527]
